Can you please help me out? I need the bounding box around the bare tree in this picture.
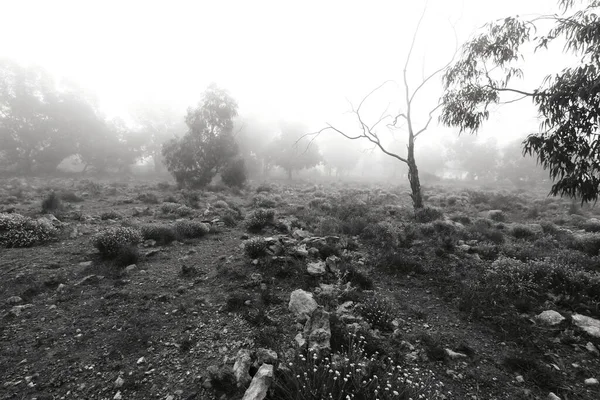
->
[303,5,456,209]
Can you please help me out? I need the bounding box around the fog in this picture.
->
[0,0,568,185]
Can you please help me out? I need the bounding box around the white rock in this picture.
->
[288,289,317,320]
[572,314,600,338]
[536,310,565,326]
[584,378,599,386]
[241,363,273,400]
[516,375,524,383]
[444,348,468,360]
[114,391,122,400]
[137,356,146,365]
[586,342,599,356]
[233,349,253,388]
[547,393,561,400]
[114,376,124,388]
[306,260,326,276]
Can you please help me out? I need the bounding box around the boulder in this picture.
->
[255,348,277,366]
[303,307,331,355]
[325,255,341,274]
[536,310,565,326]
[288,289,317,320]
[572,314,600,338]
[292,229,311,240]
[5,296,23,305]
[241,364,273,400]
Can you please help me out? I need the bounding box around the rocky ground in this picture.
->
[1,177,600,400]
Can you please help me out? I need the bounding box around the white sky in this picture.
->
[0,0,563,146]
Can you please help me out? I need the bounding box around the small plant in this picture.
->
[255,183,273,193]
[246,208,275,232]
[161,202,194,217]
[414,206,444,223]
[213,200,229,209]
[357,296,396,331]
[488,210,507,222]
[510,224,537,240]
[41,191,63,214]
[140,223,178,245]
[174,220,210,239]
[0,213,58,248]
[244,237,268,258]
[252,194,277,208]
[222,211,237,227]
[59,190,84,203]
[92,227,142,257]
[100,210,122,220]
[138,192,160,204]
[220,158,247,188]
[112,244,140,268]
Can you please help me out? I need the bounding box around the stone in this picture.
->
[294,333,306,348]
[113,391,122,400]
[536,310,565,326]
[79,261,93,267]
[288,289,318,321]
[306,260,326,276]
[114,376,124,388]
[317,283,337,297]
[145,249,160,257]
[125,264,137,273]
[56,284,66,293]
[584,378,599,386]
[292,229,311,240]
[303,307,331,354]
[516,375,524,383]
[6,304,33,318]
[572,314,600,338]
[137,356,146,365]
[5,296,23,305]
[233,349,253,388]
[585,342,599,356]
[76,275,102,285]
[241,364,273,400]
[325,255,341,274]
[255,348,277,366]
[292,244,309,258]
[445,349,468,360]
[548,393,561,400]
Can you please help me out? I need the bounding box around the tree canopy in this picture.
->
[441,0,600,202]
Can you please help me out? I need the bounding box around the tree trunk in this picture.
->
[407,138,423,209]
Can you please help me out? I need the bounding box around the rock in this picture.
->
[295,333,306,348]
[125,264,137,273]
[548,393,561,400]
[292,229,311,240]
[288,289,318,321]
[180,263,198,277]
[325,255,341,274]
[79,261,93,267]
[292,244,309,258]
[113,391,122,400]
[585,342,599,356]
[114,376,124,388]
[536,310,565,326]
[458,244,470,252]
[241,364,273,400]
[303,307,331,355]
[336,301,354,315]
[516,375,524,383]
[75,275,102,285]
[306,260,326,276]
[572,314,600,338]
[585,378,599,386]
[317,283,337,297]
[145,249,160,257]
[445,348,468,360]
[137,356,146,365]
[255,348,277,366]
[56,284,66,293]
[5,296,23,305]
[5,304,33,318]
[233,349,253,388]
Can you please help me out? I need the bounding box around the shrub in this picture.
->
[583,219,600,233]
[362,221,400,249]
[92,227,142,256]
[569,233,600,256]
[317,216,342,236]
[244,237,268,258]
[510,224,537,240]
[357,296,396,331]
[100,210,122,220]
[213,200,229,209]
[488,210,507,222]
[140,223,177,245]
[252,194,277,208]
[255,183,273,193]
[138,192,159,204]
[41,191,63,214]
[0,213,58,248]
[161,202,193,217]
[414,206,444,223]
[246,208,275,232]
[467,219,505,244]
[220,158,247,188]
[174,220,210,239]
[59,190,84,203]
[112,244,140,268]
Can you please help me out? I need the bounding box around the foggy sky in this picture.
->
[1,0,561,145]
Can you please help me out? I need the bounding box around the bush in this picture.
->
[569,233,600,256]
[252,194,277,208]
[246,208,275,232]
[362,221,400,249]
[174,220,210,239]
[161,202,193,217]
[138,192,159,204]
[583,219,600,233]
[357,296,396,331]
[100,210,122,220]
[213,200,229,209]
[467,219,505,244]
[0,213,58,248]
[244,237,268,258]
[92,227,142,256]
[510,224,537,240]
[256,183,273,193]
[112,244,140,268]
[41,191,63,214]
[59,190,84,203]
[414,206,444,223]
[220,158,247,188]
[140,223,178,245]
[488,210,507,222]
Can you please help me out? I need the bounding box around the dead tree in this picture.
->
[304,5,456,209]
